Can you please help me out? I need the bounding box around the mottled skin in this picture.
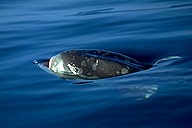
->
[48,50,149,79]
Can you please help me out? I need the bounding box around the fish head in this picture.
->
[49,54,66,73]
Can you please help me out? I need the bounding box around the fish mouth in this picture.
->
[33,59,49,68]
[33,59,55,75]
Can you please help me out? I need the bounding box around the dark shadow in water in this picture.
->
[169,2,192,8]
[66,2,192,17]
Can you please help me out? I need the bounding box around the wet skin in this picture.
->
[48,50,151,79]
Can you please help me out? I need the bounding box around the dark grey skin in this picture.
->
[48,50,151,80]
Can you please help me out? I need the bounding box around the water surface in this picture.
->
[0,0,192,128]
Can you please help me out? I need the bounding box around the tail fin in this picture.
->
[153,56,183,67]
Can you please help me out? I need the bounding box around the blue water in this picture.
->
[1,0,192,128]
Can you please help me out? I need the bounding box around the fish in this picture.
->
[34,50,151,79]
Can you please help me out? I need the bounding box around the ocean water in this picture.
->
[0,0,192,128]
